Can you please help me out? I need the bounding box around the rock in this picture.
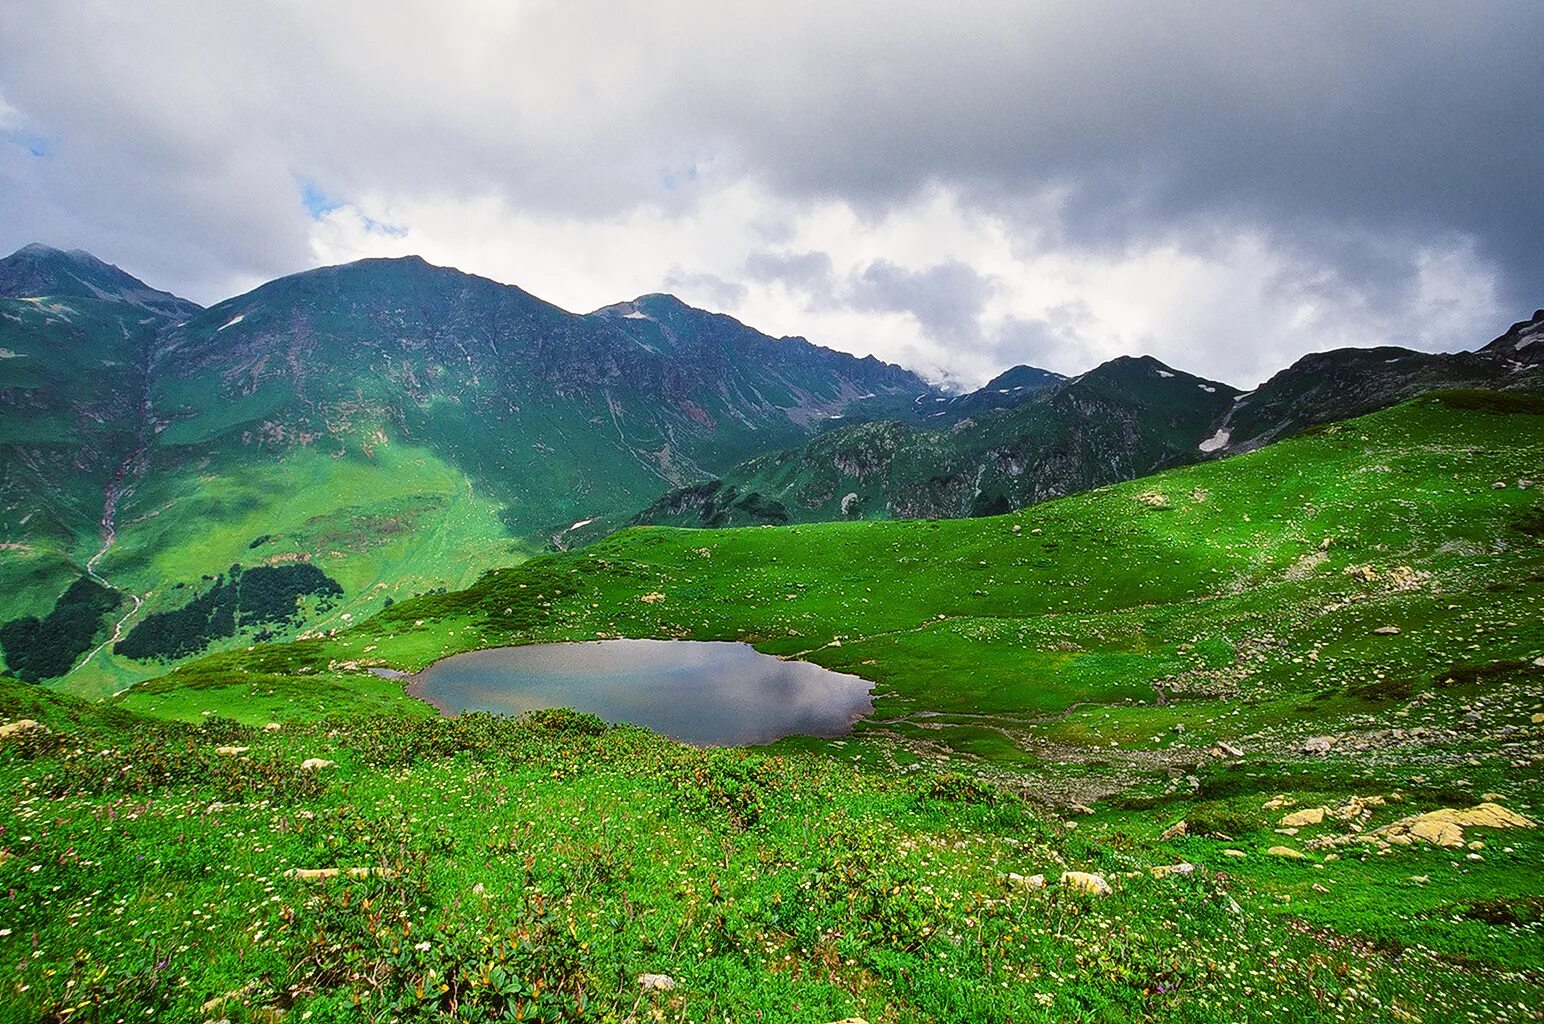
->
[300,758,335,771]
[263,722,282,732]
[638,973,676,992]
[1492,481,1507,489]
[1060,871,1112,896]
[1281,807,1327,827]
[1149,863,1195,879]
[1029,528,1042,535]
[1222,849,1246,858]
[0,719,48,740]
[1003,872,1047,890]
[1533,658,1544,668]
[214,745,250,756]
[1311,883,1330,894]
[1533,712,1544,724]
[1158,819,1188,841]
[1299,736,1334,755]
[1373,625,1401,635]
[1212,740,1244,759]
[1267,846,1309,860]
[1373,802,1536,849]
[1011,524,1022,533]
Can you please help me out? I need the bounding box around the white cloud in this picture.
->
[0,1,1534,388]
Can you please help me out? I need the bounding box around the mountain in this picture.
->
[0,247,201,625]
[1481,307,1544,366]
[1203,314,1544,456]
[0,248,931,688]
[0,243,201,320]
[634,354,1238,525]
[634,315,1544,530]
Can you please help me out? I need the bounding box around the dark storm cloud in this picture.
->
[848,261,996,340]
[0,2,1536,380]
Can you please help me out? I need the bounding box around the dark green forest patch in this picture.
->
[115,563,342,662]
[0,576,121,682]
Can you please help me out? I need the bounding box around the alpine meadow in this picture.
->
[1,4,1542,1023]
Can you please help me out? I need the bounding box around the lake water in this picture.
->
[406,639,874,746]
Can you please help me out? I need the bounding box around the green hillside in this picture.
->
[3,392,1539,1021]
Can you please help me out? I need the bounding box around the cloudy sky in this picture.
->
[1,2,1539,389]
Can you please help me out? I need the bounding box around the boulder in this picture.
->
[1267,846,1308,860]
[1158,819,1188,841]
[1060,871,1112,896]
[300,758,335,771]
[1149,863,1195,879]
[1372,802,1535,849]
[1003,872,1047,890]
[214,745,250,756]
[1373,625,1401,636]
[1299,736,1334,755]
[638,973,677,992]
[263,722,282,732]
[1281,807,1326,827]
[0,719,48,740]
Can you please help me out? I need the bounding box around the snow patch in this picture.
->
[217,314,245,331]
[1198,384,1216,393]
[0,347,20,359]
[1198,428,1231,453]
[623,311,651,320]
[567,518,595,532]
[1156,369,1175,378]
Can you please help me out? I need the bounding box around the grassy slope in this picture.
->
[1,683,1537,1023]
[7,393,1539,1020]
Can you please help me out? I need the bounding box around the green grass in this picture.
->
[5,393,1540,1020]
[2,681,1538,1023]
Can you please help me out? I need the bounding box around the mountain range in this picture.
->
[1,241,1539,688]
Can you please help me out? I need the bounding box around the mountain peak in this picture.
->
[0,242,201,319]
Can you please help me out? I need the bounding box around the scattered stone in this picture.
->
[1060,871,1112,896]
[214,746,250,756]
[639,592,665,604]
[1281,807,1327,827]
[1299,736,1334,755]
[1149,863,1195,879]
[1003,872,1047,890]
[0,719,48,741]
[638,973,677,992]
[1267,846,1309,860]
[1211,740,1244,759]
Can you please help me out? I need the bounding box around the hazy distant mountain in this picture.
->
[633,355,1238,525]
